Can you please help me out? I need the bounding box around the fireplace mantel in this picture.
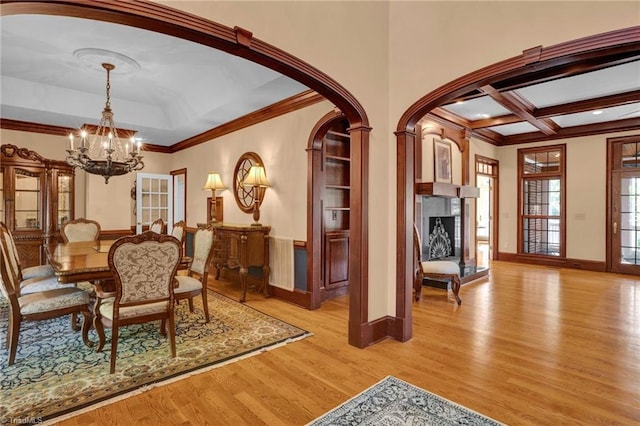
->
[416,182,479,198]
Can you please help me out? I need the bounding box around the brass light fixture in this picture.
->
[203,171,226,222]
[66,63,144,183]
[242,164,271,226]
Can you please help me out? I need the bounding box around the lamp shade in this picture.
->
[203,171,226,191]
[242,165,271,187]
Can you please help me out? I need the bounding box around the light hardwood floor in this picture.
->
[58,261,639,425]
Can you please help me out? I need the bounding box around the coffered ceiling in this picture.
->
[422,50,640,146]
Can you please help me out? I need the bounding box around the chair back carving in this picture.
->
[171,220,186,243]
[190,225,215,276]
[109,231,181,306]
[0,223,20,299]
[414,224,424,264]
[150,218,165,234]
[61,218,101,243]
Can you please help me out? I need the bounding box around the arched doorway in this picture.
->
[395,27,640,342]
[1,0,373,347]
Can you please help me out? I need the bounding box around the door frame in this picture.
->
[475,155,499,265]
[606,134,640,273]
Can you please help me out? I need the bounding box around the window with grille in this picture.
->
[518,145,565,257]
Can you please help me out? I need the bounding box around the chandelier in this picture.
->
[66,63,144,183]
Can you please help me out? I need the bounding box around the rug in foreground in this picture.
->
[308,375,504,426]
[0,291,311,425]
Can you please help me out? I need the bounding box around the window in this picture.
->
[518,145,565,257]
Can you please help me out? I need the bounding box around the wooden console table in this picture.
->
[205,223,271,302]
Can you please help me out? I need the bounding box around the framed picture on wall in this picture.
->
[433,139,452,183]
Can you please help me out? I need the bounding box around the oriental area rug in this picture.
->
[0,291,311,425]
[307,376,504,426]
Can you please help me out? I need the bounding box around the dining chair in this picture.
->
[0,236,92,366]
[0,222,54,281]
[61,218,101,243]
[174,224,215,322]
[94,230,182,373]
[150,218,165,234]
[0,222,76,295]
[171,220,191,271]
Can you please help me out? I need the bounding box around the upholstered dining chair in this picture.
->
[94,231,182,374]
[174,224,215,322]
[0,222,76,295]
[413,224,462,305]
[150,218,165,234]
[0,236,92,366]
[61,218,101,243]
[171,220,186,243]
[0,222,54,281]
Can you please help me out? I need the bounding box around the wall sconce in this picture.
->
[242,164,271,226]
[203,171,226,223]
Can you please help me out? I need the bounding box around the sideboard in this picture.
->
[202,222,271,302]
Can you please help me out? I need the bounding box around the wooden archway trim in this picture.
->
[2,0,374,347]
[395,26,640,342]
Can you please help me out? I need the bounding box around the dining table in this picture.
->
[45,239,117,287]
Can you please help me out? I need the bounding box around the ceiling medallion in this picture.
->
[73,48,141,74]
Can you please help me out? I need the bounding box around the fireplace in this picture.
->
[415,181,487,284]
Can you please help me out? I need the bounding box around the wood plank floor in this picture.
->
[58,261,640,425]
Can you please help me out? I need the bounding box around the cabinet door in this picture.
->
[226,231,241,269]
[13,167,44,231]
[56,171,74,229]
[324,231,349,293]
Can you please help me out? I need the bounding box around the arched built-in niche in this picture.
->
[395,27,640,342]
[1,0,376,348]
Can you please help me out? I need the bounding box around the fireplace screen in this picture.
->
[428,216,455,260]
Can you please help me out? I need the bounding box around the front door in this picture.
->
[136,173,173,234]
[609,135,640,274]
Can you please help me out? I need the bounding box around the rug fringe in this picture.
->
[43,332,312,425]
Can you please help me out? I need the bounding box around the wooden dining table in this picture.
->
[46,239,117,287]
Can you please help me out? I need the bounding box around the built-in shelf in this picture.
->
[326,155,350,162]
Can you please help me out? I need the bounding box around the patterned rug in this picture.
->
[0,291,311,425]
[307,376,504,426]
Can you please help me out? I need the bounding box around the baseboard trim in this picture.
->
[497,252,606,272]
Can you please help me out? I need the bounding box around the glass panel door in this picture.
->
[14,169,42,230]
[136,173,172,234]
[609,137,640,274]
[58,174,72,226]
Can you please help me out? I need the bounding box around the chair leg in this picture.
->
[187,298,195,313]
[168,313,176,358]
[201,290,210,322]
[452,275,462,305]
[160,319,167,336]
[94,317,107,353]
[414,269,423,302]
[70,312,80,331]
[80,309,93,348]
[7,312,21,366]
[109,326,119,374]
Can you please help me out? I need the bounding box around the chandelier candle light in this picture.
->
[66,63,144,183]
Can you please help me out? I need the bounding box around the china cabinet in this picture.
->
[1,144,75,267]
